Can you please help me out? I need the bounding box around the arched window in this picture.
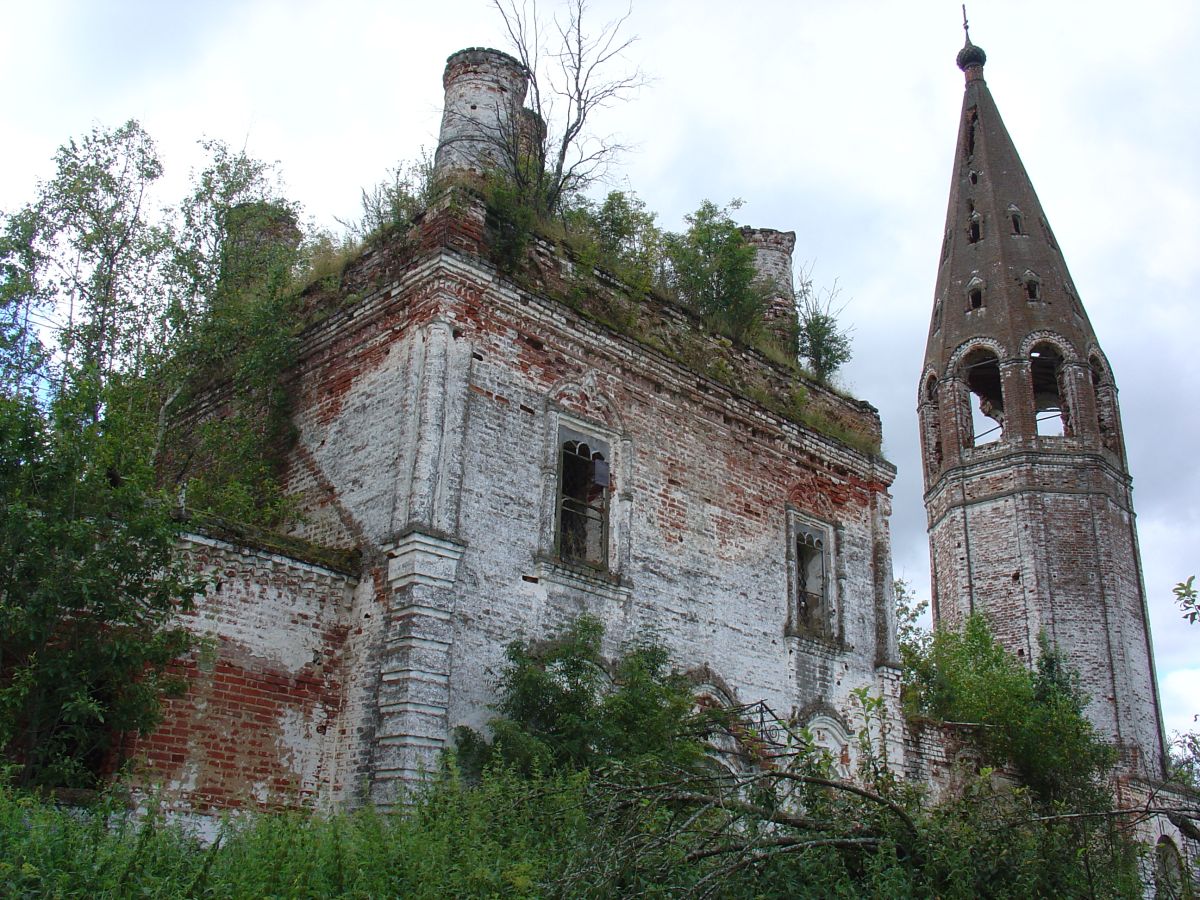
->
[1153,837,1186,899]
[961,347,1004,446]
[795,529,827,636]
[557,438,609,567]
[787,511,834,641]
[1030,344,1068,436]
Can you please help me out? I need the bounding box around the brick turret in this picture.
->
[741,227,799,348]
[919,34,1167,778]
[433,47,530,180]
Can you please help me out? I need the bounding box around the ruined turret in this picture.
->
[742,227,799,348]
[433,47,530,180]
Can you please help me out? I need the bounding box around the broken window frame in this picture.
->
[786,511,836,641]
[555,425,611,569]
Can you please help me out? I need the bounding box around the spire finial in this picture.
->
[956,6,987,73]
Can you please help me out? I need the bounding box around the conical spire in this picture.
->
[923,35,1100,403]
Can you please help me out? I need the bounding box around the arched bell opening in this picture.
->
[960,348,1004,446]
[1030,343,1068,437]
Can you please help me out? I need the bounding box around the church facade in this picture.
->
[127,36,1193,873]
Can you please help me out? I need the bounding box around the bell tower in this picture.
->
[918,27,1167,777]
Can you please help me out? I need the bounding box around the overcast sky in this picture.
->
[2,0,1196,737]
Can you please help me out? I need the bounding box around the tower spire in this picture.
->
[918,34,1167,779]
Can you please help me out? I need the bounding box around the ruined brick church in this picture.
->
[131,32,1193,866]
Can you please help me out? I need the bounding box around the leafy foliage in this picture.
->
[563,189,663,294]
[0,613,1146,897]
[904,614,1115,806]
[339,153,436,244]
[663,199,766,343]
[455,616,704,778]
[795,273,852,382]
[0,390,203,788]
[1174,575,1198,625]
[894,577,930,661]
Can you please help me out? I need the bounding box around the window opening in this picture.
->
[1030,345,1067,436]
[1011,213,1023,234]
[965,106,978,158]
[968,210,982,244]
[969,287,983,309]
[969,170,979,185]
[794,529,828,638]
[1024,272,1042,301]
[962,348,1004,446]
[557,437,609,567]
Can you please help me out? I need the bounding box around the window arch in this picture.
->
[1153,836,1186,899]
[961,347,1004,446]
[1030,343,1068,436]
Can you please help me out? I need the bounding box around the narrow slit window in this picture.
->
[965,106,978,158]
[1011,214,1023,234]
[969,288,983,309]
[1024,272,1042,301]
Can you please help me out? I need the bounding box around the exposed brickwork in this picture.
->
[128,535,355,813]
